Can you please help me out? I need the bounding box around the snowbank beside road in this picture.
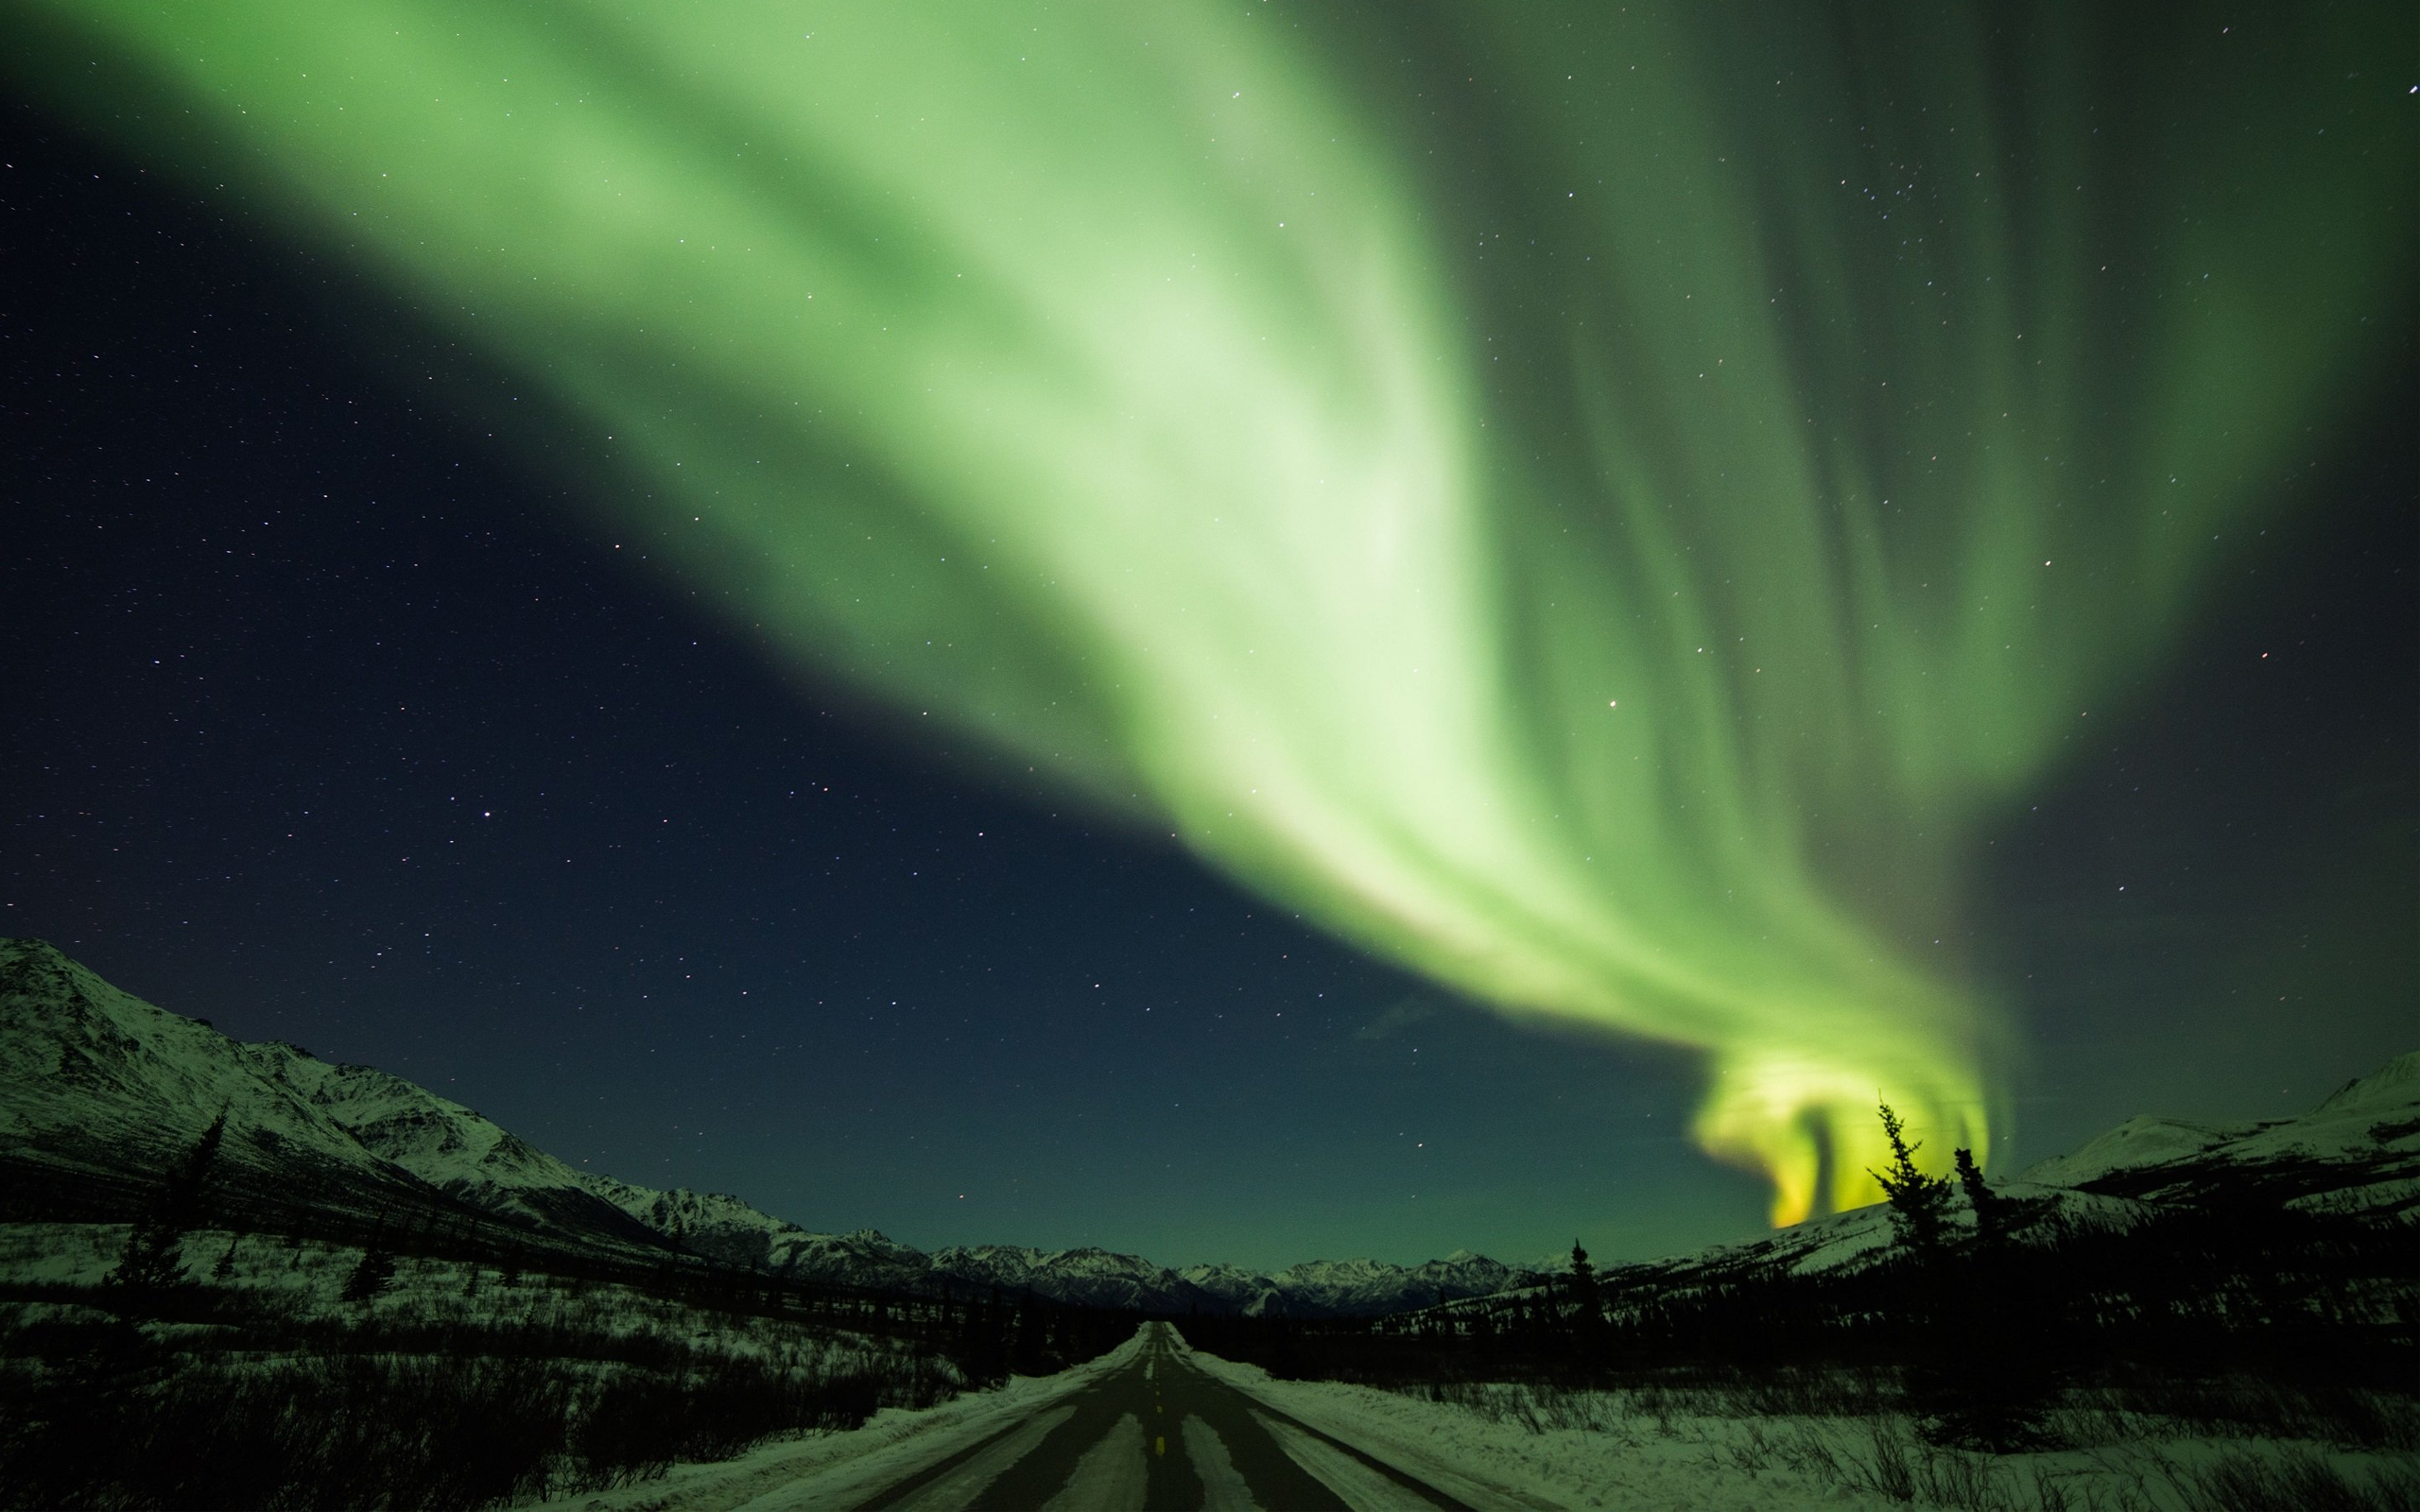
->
[538,1329,1148,1512]
[1170,1334,2417,1512]
[1171,1333,1888,1512]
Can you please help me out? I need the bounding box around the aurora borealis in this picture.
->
[8,4,2411,1228]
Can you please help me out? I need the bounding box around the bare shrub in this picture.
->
[2161,1444,2420,1512]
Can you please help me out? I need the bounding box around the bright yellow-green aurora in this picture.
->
[18,2,2406,1222]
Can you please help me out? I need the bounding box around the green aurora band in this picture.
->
[19,2,2407,1221]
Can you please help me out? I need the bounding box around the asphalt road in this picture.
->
[852,1323,1474,1511]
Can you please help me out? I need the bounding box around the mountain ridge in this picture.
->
[8,937,2410,1315]
[0,937,1533,1314]
[1523,1049,2420,1298]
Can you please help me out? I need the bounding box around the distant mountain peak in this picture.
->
[0,937,1528,1315]
[14,938,2411,1313]
[2315,1050,2420,1116]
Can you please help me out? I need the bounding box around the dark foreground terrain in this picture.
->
[3,936,2413,1509]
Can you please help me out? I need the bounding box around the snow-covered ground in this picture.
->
[535,1329,1150,1512]
[1,937,1548,1320]
[9,940,2411,1511]
[9,1225,2411,1510]
[1174,1332,2415,1512]
[0,1220,941,1382]
[499,1319,2417,1512]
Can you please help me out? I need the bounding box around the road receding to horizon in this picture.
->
[847,1323,1470,1510]
[541,1323,1523,1511]
[529,1297,2420,1512]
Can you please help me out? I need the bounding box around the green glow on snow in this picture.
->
[19,1,2405,1221]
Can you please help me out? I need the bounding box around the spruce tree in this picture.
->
[108,1110,228,1293]
[1927,1144,2045,1449]
[1011,1288,1046,1376]
[1870,1101,1952,1252]
[1567,1239,1604,1361]
[342,1239,398,1301]
[1567,1240,1598,1320]
[1953,1147,2004,1243]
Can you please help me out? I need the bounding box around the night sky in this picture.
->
[4,4,2412,1273]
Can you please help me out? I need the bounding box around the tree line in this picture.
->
[2,1115,1143,1509]
[1177,1101,2417,1452]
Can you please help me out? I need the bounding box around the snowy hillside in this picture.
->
[929,1245,1215,1313]
[0,938,1536,1314]
[233,1045,662,1246]
[2017,1051,2420,1212]
[41,936,2398,1324]
[573,1171,942,1292]
[1182,1250,1530,1317]
[1445,1053,2420,1315]
[0,938,444,1227]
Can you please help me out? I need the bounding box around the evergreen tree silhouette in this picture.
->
[109,1109,227,1293]
[1919,1144,2054,1449]
[1870,1100,1953,1252]
[1011,1289,1047,1376]
[1953,1147,2004,1244]
[1567,1238,1605,1366]
[343,1234,398,1301]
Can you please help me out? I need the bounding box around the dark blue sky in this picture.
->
[4,97,2411,1274]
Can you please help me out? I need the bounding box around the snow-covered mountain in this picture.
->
[13,937,2409,1317]
[0,938,1535,1314]
[0,937,666,1253]
[2016,1051,2420,1213]
[1458,1054,2420,1307]
[1,938,429,1222]
[570,1171,941,1293]
[927,1245,1218,1314]
[237,1050,666,1245]
[1181,1250,1529,1318]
